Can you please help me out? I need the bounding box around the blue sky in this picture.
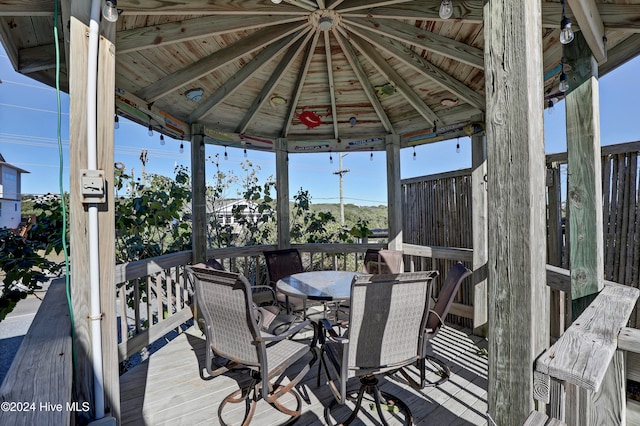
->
[1,44,639,206]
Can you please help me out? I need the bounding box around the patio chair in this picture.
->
[362,248,404,274]
[196,259,295,335]
[263,248,307,315]
[396,261,472,388]
[317,271,439,425]
[187,265,317,425]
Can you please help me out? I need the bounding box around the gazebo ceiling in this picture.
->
[2,0,640,152]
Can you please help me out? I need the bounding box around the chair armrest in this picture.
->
[319,318,348,344]
[259,319,311,343]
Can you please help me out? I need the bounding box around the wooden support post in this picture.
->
[386,134,402,251]
[471,133,487,336]
[547,162,566,339]
[564,31,616,426]
[69,10,93,423]
[97,28,119,422]
[191,124,207,264]
[564,32,605,306]
[276,138,290,249]
[483,1,548,424]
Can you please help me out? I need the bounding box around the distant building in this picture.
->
[0,154,29,230]
[210,199,263,235]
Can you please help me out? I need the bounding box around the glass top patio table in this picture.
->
[276,271,363,302]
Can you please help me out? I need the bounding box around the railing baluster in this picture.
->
[134,278,141,334]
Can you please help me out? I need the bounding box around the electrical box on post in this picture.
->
[80,169,106,204]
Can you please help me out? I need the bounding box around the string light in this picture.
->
[329,151,333,164]
[160,134,165,145]
[439,0,453,19]
[456,139,460,154]
[547,99,555,114]
[179,142,184,153]
[559,60,569,93]
[224,146,228,160]
[102,0,118,23]
[559,0,574,45]
[114,114,119,130]
[413,146,416,160]
[370,147,374,161]
[244,148,247,158]
[148,123,153,137]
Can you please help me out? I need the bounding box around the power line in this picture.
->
[2,79,57,91]
[0,102,69,115]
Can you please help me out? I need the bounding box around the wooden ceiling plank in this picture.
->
[324,31,339,139]
[335,0,413,13]
[342,0,483,22]
[345,17,484,69]
[284,32,321,137]
[599,33,640,77]
[347,25,485,110]
[117,15,306,54]
[316,0,326,9]
[346,31,439,126]
[0,0,52,16]
[117,0,307,16]
[567,0,607,63]
[18,44,57,73]
[59,0,71,79]
[189,29,309,123]
[136,21,307,103]
[284,0,317,12]
[334,28,394,133]
[236,32,312,134]
[0,19,19,69]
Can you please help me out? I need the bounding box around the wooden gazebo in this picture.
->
[1,0,640,425]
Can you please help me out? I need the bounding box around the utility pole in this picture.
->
[333,153,350,225]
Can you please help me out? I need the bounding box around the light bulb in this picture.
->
[160,134,165,145]
[244,148,247,158]
[179,142,184,153]
[148,125,153,137]
[560,16,574,45]
[114,115,119,130]
[102,0,118,23]
[329,152,333,164]
[559,72,569,93]
[413,148,416,160]
[370,151,373,161]
[456,142,460,154]
[439,0,453,20]
[271,0,282,3]
[547,99,555,114]
[224,148,228,160]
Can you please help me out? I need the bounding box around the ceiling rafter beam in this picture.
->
[117,15,306,54]
[324,31,339,139]
[284,31,321,137]
[345,16,484,69]
[327,0,347,9]
[347,25,485,110]
[316,0,326,9]
[342,0,483,22]
[599,33,640,77]
[115,0,308,16]
[0,0,52,16]
[189,29,309,123]
[18,44,59,73]
[343,30,439,126]
[236,32,313,134]
[334,0,413,13]
[136,21,307,103]
[284,0,317,12]
[334,28,394,133]
[567,0,607,63]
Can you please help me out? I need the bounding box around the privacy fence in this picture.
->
[401,141,640,329]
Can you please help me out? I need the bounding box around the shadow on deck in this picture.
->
[120,324,488,425]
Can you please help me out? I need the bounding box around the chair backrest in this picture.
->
[264,248,304,285]
[347,271,438,372]
[362,249,403,274]
[187,266,262,366]
[426,262,472,333]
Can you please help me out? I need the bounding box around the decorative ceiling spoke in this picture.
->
[283,0,318,12]
[324,31,339,139]
[334,29,394,133]
[117,15,306,54]
[344,30,439,126]
[236,32,314,134]
[316,0,326,9]
[335,0,414,13]
[341,1,483,21]
[345,17,484,69]
[284,32,322,137]
[189,29,310,123]
[346,24,485,110]
[136,22,307,103]
[115,0,308,16]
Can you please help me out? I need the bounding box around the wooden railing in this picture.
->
[115,250,193,362]
[531,266,640,425]
[0,278,73,426]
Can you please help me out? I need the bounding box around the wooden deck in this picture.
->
[120,323,489,425]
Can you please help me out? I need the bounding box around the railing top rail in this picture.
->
[535,282,639,394]
[115,250,192,284]
[403,243,473,262]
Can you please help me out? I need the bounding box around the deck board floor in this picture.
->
[120,324,489,425]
